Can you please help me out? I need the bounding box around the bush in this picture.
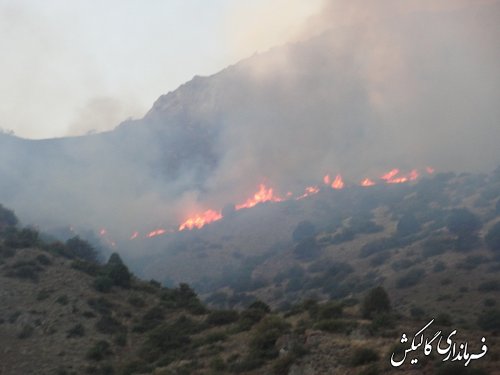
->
[0,204,18,229]
[86,341,112,361]
[349,347,379,366]
[362,287,391,319]
[446,208,481,238]
[396,268,425,289]
[18,324,34,339]
[66,236,98,263]
[93,276,113,293]
[71,259,100,276]
[422,236,453,257]
[104,253,132,288]
[206,310,239,326]
[478,280,500,292]
[5,228,39,249]
[317,301,343,320]
[314,319,358,334]
[95,315,125,335]
[67,323,85,338]
[249,316,290,360]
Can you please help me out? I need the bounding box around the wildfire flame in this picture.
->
[117,166,436,240]
[98,228,117,248]
[235,184,284,210]
[380,168,419,184]
[331,174,345,190]
[296,186,320,200]
[146,228,168,238]
[178,210,223,231]
[360,178,376,187]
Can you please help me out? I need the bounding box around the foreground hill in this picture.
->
[1,188,500,374]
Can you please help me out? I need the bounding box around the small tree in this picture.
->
[0,204,18,230]
[66,236,98,263]
[105,252,131,288]
[362,286,391,319]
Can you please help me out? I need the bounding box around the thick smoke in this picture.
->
[0,0,499,252]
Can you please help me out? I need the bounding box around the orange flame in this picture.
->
[130,231,139,240]
[99,228,117,248]
[426,166,435,174]
[178,210,223,231]
[360,178,376,187]
[381,169,400,181]
[235,184,284,210]
[323,174,331,185]
[380,168,421,184]
[296,186,320,200]
[146,228,168,238]
[331,174,344,190]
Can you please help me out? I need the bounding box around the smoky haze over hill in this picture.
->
[0,0,499,245]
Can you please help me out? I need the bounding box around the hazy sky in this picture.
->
[0,0,322,139]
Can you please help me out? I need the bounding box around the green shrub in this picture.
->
[249,316,291,360]
[0,204,18,228]
[18,324,34,339]
[66,236,98,263]
[67,323,85,338]
[35,254,51,266]
[95,315,125,335]
[362,287,391,319]
[435,313,453,326]
[71,260,100,276]
[349,347,379,366]
[422,236,454,257]
[86,341,112,361]
[317,301,343,320]
[56,295,69,305]
[5,260,42,282]
[396,268,425,289]
[206,310,239,326]
[93,276,113,293]
[104,253,131,288]
[314,319,358,334]
[5,228,39,249]
[446,209,481,238]
[127,295,146,308]
[478,280,500,292]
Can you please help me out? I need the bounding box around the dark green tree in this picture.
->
[361,286,391,319]
[105,252,132,288]
[65,236,99,263]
